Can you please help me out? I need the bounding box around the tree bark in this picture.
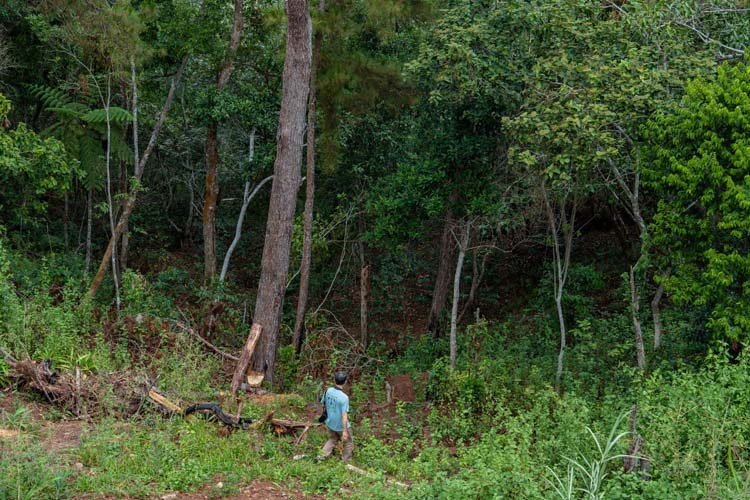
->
[237,0,311,384]
[202,0,244,283]
[88,56,189,298]
[292,5,324,355]
[360,257,370,350]
[84,187,93,275]
[630,266,646,370]
[449,222,470,370]
[652,269,669,349]
[428,202,456,337]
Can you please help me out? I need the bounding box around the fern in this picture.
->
[27,84,71,108]
[82,106,132,125]
[29,84,133,189]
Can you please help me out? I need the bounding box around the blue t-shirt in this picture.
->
[322,387,351,432]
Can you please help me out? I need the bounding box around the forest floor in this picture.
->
[0,377,416,500]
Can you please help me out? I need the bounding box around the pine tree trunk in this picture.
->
[291,9,323,355]
[238,0,311,384]
[202,0,244,283]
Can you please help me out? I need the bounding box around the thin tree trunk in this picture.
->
[291,3,323,355]
[652,269,669,349]
[218,174,272,283]
[202,0,244,283]
[184,168,196,242]
[360,263,370,349]
[88,56,189,298]
[554,295,566,389]
[63,191,69,249]
[121,56,139,274]
[449,222,470,370]
[233,0,311,386]
[103,76,121,311]
[458,249,489,325]
[357,214,370,349]
[219,131,272,283]
[630,266,646,369]
[203,124,220,281]
[84,187,93,275]
[428,202,456,337]
[542,181,576,393]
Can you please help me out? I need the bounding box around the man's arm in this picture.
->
[341,411,349,439]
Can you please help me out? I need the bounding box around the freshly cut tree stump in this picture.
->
[231,323,263,395]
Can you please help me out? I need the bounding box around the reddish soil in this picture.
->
[388,374,416,403]
[43,419,84,452]
[0,389,84,452]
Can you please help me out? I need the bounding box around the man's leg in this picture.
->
[321,429,341,459]
[342,427,354,462]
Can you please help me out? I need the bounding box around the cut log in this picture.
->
[148,388,183,414]
[231,323,263,395]
[250,410,275,430]
[293,425,312,445]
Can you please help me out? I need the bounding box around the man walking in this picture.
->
[319,371,353,462]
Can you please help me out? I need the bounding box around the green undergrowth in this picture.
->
[1,247,750,499]
[2,349,750,499]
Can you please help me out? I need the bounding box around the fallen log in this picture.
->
[148,388,183,414]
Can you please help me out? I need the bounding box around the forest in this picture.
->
[1,0,750,498]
